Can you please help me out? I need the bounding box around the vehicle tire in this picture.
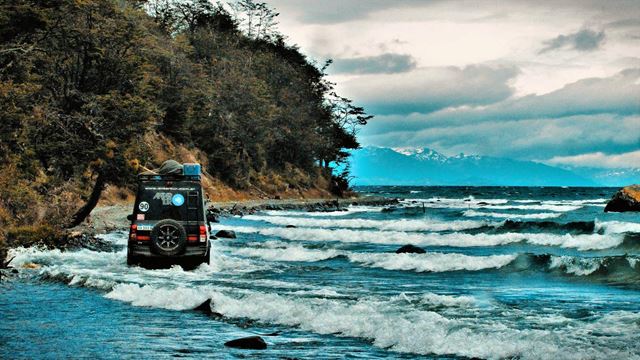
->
[150,219,187,256]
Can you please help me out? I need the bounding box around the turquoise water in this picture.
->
[2,186,640,359]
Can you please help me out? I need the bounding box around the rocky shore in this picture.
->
[79,196,399,231]
[206,196,399,219]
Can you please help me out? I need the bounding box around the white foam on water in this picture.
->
[291,288,346,298]
[525,233,623,251]
[401,198,581,212]
[549,256,603,276]
[595,220,640,234]
[484,204,582,212]
[262,206,378,217]
[245,215,494,232]
[106,283,209,310]
[225,242,341,262]
[348,252,517,273]
[541,199,608,206]
[228,226,622,250]
[204,289,637,359]
[418,293,477,307]
[463,209,563,219]
[8,231,639,359]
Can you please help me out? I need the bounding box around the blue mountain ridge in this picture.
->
[346,147,600,186]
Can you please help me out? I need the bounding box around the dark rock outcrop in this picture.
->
[604,185,640,212]
[215,230,237,239]
[395,244,426,254]
[193,299,213,314]
[285,225,297,228]
[193,299,223,318]
[224,336,267,350]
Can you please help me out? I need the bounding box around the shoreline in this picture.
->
[84,195,399,235]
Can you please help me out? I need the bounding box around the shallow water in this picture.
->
[2,186,640,359]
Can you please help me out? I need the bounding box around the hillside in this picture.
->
[348,147,597,186]
[0,0,370,255]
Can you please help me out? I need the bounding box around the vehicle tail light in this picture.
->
[129,224,137,241]
[137,235,150,241]
[199,225,207,242]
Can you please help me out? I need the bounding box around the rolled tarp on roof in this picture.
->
[139,160,183,175]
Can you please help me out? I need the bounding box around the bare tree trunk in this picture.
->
[65,172,106,228]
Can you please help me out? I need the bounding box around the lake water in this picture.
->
[2,186,640,359]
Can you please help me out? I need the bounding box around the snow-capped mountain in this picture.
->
[346,147,602,186]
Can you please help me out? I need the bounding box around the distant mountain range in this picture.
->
[346,147,638,186]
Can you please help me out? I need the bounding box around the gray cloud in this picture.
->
[402,68,640,128]
[330,53,417,75]
[267,0,435,24]
[360,114,640,161]
[357,68,640,161]
[607,18,640,28]
[268,0,640,25]
[339,64,520,115]
[539,28,605,53]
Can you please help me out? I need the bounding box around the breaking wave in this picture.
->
[228,226,624,250]
[245,215,494,232]
[104,284,640,359]
[401,198,583,212]
[463,209,563,219]
[347,252,517,272]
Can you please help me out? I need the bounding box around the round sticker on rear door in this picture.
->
[171,194,185,206]
[138,201,150,212]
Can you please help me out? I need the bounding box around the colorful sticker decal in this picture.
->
[136,214,145,220]
[172,193,185,206]
[153,192,173,205]
[138,201,150,212]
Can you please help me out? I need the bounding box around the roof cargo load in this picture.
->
[138,160,201,180]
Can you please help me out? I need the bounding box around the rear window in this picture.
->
[134,181,204,222]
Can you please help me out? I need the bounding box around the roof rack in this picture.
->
[137,173,201,181]
[137,163,202,181]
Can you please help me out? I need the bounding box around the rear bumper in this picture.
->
[128,242,209,258]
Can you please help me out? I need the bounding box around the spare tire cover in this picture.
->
[150,219,187,256]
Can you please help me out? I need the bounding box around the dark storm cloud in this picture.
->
[539,29,605,53]
[330,53,417,75]
[339,65,520,115]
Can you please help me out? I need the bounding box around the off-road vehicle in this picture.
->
[127,160,211,269]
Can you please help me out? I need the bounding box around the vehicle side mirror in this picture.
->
[126,214,134,222]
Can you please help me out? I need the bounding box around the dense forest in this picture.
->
[0,0,370,256]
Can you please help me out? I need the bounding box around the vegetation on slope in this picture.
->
[0,0,371,255]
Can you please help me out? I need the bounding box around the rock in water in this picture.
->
[285,225,297,228]
[604,185,640,212]
[224,336,267,350]
[194,299,213,314]
[193,299,223,318]
[215,230,236,238]
[395,245,426,254]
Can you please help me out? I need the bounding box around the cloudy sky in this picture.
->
[267,0,640,169]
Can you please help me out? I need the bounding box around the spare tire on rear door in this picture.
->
[150,219,187,256]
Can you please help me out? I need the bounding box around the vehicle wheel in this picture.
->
[150,219,187,256]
